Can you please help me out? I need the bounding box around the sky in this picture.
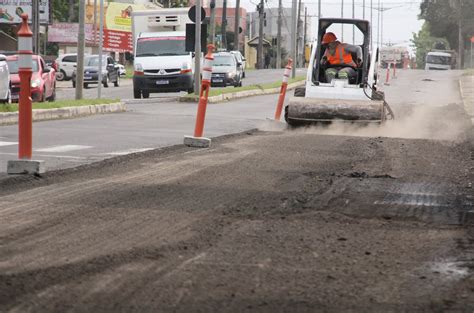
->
[236,0,424,52]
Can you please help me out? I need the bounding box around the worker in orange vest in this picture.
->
[320,32,362,84]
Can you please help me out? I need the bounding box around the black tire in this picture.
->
[48,85,56,102]
[114,75,120,87]
[83,83,88,89]
[40,89,46,103]
[142,91,150,99]
[103,75,109,88]
[294,87,306,97]
[72,80,76,88]
[56,70,66,81]
[187,86,194,94]
[133,88,141,99]
[242,71,246,78]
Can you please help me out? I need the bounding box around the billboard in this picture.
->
[0,0,49,24]
[48,23,95,44]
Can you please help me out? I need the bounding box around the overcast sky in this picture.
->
[238,0,424,51]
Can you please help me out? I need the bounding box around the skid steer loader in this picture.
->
[285,18,394,126]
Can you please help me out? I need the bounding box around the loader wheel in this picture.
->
[294,87,306,97]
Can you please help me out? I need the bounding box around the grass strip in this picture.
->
[183,76,305,99]
[463,69,474,76]
[0,98,119,113]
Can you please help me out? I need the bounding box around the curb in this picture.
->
[0,102,126,126]
[459,77,474,126]
[179,80,305,104]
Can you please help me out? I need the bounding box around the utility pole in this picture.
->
[341,0,344,42]
[457,0,464,69]
[94,0,98,44]
[194,0,202,94]
[296,0,301,68]
[303,7,307,67]
[291,0,297,77]
[352,0,355,44]
[370,0,373,49]
[97,0,104,99]
[32,0,40,54]
[318,0,321,19]
[257,0,264,69]
[75,0,86,100]
[363,0,365,19]
[276,0,282,69]
[234,0,241,51]
[210,0,216,45]
[222,0,227,50]
[377,0,380,47]
[381,2,384,47]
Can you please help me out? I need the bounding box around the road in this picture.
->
[0,70,473,311]
[55,68,307,101]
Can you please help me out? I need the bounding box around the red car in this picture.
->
[6,55,56,102]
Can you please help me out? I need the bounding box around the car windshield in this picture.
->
[6,59,40,73]
[213,56,235,66]
[85,56,107,67]
[136,37,187,57]
[426,55,451,65]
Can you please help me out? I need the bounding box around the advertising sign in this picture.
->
[0,0,49,24]
[48,23,95,43]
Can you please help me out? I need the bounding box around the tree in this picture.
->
[411,22,450,69]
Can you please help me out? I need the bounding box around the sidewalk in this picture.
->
[460,75,474,125]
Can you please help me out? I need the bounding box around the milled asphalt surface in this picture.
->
[0,70,473,312]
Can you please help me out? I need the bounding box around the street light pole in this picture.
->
[352,0,355,44]
[277,0,282,69]
[291,0,297,77]
[234,0,240,51]
[75,0,85,100]
[194,0,201,95]
[97,0,104,99]
[341,0,344,42]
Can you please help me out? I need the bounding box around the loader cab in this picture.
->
[312,18,371,87]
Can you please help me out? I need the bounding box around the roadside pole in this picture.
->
[352,0,355,44]
[234,0,240,51]
[341,0,344,42]
[296,0,301,68]
[257,0,264,69]
[7,14,45,175]
[363,0,365,19]
[222,0,227,49]
[194,0,201,95]
[98,0,104,99]
[210,0,216,45]
[276,0,282,69]
[290,0,297,77]
[303,7,307,67]
[75,0,86,100]
[94,0,97,43]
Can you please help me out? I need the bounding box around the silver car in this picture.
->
[0,54,11,104]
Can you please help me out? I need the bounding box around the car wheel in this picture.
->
[72,80,76,88]
[239,80,243,87]
[40,89,46,102]
[48,85,56,102]
[56,70,66,81]
[133,88,141,99]
[187,84,194,94]
[242,71,246,78]
[103,75,109,88]
[114,75,120,87]
[142,91,150,99]
[83,83,88,89]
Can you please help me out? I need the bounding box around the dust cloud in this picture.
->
[260,103,471,142]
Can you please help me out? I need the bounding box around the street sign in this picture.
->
[188,5,206,23]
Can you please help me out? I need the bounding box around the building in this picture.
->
[247,6,310,67]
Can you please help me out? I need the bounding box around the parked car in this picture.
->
[117,64,126,76]
[230,50,246,78]
[0,54,11,104]
[72,55,120,88]
[211,52,243,88]
[6,54,56,102]
[55,53,78,81]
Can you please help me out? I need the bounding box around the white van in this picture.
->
[425,51,452,70]
[0,54,11,104]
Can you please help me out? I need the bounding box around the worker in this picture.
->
[320,32,362,84]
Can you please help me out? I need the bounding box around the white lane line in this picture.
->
[0,141,18,147]
[104,148,154,156]
[0,152,89,160]
[35,145,93,153]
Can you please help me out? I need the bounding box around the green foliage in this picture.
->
[0,98,120,112]
[411,22,450,69]
[157,0,189,8]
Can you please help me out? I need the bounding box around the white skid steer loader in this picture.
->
[285,18,394,126]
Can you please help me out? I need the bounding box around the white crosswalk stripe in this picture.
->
[35,145,93,153]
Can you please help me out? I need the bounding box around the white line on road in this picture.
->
[0,141,18,147]
[35,145,93,153]
[104,148,154,156]
[0,152,89,160]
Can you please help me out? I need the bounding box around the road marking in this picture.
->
[0,152,89,160]
[0,141,18,147]
[104,148,154,156]
[36,145,93,153]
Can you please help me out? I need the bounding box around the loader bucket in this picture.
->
[286,97,386,125]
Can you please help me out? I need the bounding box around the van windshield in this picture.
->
[6,59,40,73]
[136,37,187,57]
[426,55,451,65]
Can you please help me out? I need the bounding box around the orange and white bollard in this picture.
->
[7,14,45,175]
[274,58,293,120]
[384,63,391,86]
[184,44,215,148]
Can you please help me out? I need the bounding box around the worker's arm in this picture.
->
[342,44,363,62]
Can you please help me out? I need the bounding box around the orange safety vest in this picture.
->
[324,44,356,66]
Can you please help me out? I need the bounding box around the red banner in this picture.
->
[103,29,133,53]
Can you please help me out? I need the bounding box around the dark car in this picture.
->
[210,52,243,88]
[72,55,120,88]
